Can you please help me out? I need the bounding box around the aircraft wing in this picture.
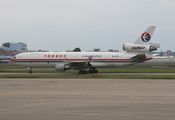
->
[131,54,146,61]
[65,55,93,68]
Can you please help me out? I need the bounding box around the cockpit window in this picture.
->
[13,56,16,59]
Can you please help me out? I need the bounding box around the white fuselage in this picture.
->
[9,26,158,74]
[11,52,152,68]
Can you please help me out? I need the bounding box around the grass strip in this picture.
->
[1,67,175,73]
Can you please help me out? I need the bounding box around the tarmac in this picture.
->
[0,78,175,120]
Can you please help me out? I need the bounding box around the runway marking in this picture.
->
[0,94,44,111]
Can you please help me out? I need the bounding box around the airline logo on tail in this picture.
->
[141,32,151,42]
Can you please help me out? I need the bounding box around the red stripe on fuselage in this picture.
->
[10,58,152,62]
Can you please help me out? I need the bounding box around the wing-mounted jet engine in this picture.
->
[55,63,71,71]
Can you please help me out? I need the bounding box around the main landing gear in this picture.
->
[79,70,88,74]
[79,70,98,74]
[28,67,32,74]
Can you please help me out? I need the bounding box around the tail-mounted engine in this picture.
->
[55,63,71,71]
[123,43,159,52]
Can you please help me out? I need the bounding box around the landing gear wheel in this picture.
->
[94,70,98,73]
[88,70,93,74]
[84,71,87,74]
[28,70,32,74]
[28,67,32,74]
[79,70,88,74]
[88,70,98,74]
[79,71,82,74]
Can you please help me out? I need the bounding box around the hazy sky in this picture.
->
[0,0,175,51]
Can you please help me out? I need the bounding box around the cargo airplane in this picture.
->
[11,26,160,74]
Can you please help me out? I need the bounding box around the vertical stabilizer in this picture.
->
[134,26,156,44]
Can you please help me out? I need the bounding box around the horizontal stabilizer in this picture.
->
[131,54,146,61]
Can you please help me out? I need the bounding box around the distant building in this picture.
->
[108,49,113,52]
[38,50,49,52]
[93,48,100,52]
[166,50,172,56]
[2,42,28,52]
[0,42,28,57]
[107,49,119,52]
[114,49,119,52]
[172,52,175,56]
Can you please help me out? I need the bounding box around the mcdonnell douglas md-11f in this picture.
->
[11,26,160,74]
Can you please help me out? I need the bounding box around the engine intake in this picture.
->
[55,64,71,71]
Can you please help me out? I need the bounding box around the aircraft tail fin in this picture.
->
[134,26,156,44]
[123,26,160,53]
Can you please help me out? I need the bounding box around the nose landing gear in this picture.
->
[28,67,32,74]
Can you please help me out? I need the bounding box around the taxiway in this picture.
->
[0,78,175,120]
